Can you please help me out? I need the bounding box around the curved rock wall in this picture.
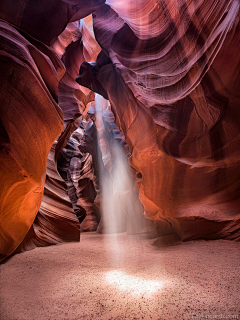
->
[0,21,64,261]
[77,0,240,240]
[15,16,103,254]
[0,1,105,262]
[16,142,80,254]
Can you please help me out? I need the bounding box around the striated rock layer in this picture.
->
[0,21,64,261]
[77,0,240,240]
[15,16,103,254]
[0,0,105,262]
[16,143,80,254]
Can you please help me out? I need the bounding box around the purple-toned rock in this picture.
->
[77,0,240,240]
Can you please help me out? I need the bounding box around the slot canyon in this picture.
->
[0,0,240,319]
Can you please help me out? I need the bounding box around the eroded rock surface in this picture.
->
[0,21,64,261]
[15,143,80,254]
[0,0,105,262]
[77,0,240,240]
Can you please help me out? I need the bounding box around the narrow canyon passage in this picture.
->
[0,1,240,319]
[1,232,239,320]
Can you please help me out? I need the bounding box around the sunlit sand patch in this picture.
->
[105,270,163,296]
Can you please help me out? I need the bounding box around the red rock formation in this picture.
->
[77,0,240,240]
[52,19,100,122]
[57,122,101,232]
[0,0,105,46]
[13,17,103,254]
[0,1,105,262]
[0,21,64,261]
[15,142,80,253]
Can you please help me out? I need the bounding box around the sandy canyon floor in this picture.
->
[0,232,240,320]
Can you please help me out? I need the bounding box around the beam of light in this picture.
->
[105,270,163,296]
[95,93,136,232]
[94,94,126,264]
[95,94,148,265]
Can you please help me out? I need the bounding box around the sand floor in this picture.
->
[0,232,240,320]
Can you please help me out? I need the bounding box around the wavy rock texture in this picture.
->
[15,18,105,252]
[52,19,101,121]
[17,16,103,253]
[57,124,101,232]
[0,0,105,46]
[0,1,106,261]
[16,143,80,253]
[0,21,64,262]
[77,0,240,240]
